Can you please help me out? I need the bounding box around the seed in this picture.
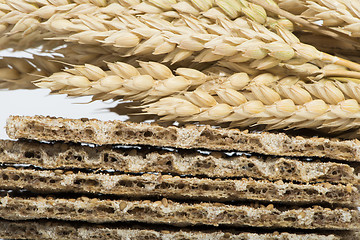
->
[264,41,295,61]
[123,75,154,92]
[80,196,89,202]
[175,68,207,85]
[266,204,274,210]
[108,31,140,48]
[161,198,168,207]
[346,184,353,193]
[67,76,92,88]
[172,1,199,15]
[299,211,306,218]
[185,89,217,107]
[251,85,281,105]
[120,201,127,210]
[98,75,124,91]
[108,62,140,79]
[138,61,173,80]
[153,41,176,55]
[227,73,250,90]
[216,0,242,19]
[216,88,247,106]
[54,169,63,175]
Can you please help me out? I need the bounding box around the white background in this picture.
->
[0,48,127,140]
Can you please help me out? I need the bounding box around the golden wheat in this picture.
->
[32,59,360,132]
[34,61,216,100]
[33,6,360,75]
[0,0,279,52]
[274,0,360,38]
[145,80,360,133]
[0,55,62,90]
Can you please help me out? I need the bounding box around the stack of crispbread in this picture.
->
[1,115,359,239]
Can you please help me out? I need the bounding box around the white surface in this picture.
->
[0,89,124,139]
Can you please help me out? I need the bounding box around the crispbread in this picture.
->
[1,139,358,184]
[0,195,359,230]
[0,219,350,240]
[6,115,360,161]
[0,168,358,205]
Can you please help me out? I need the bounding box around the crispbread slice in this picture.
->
[0,195,359,230]
[1,140,358,185]
[0,219,350,240]
[6,115,360,162]
[0,168,358,205]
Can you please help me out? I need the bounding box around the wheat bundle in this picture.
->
[4,0,359,77]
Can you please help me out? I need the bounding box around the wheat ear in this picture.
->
[145,79,360,133]
[0,0,279,51]
[33,60,360,100]
[41,10,360,76]
[41,12,289,62]
[33,59,360,132]
[249,0,360,51]
[33,61,220,100]
[0,56,63,90]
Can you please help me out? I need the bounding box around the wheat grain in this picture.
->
[34,61,279,101]
[34,60,360,100]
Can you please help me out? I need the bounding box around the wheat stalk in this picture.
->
[296,31,360,56]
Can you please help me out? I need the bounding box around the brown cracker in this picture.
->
[6,115,360,162]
